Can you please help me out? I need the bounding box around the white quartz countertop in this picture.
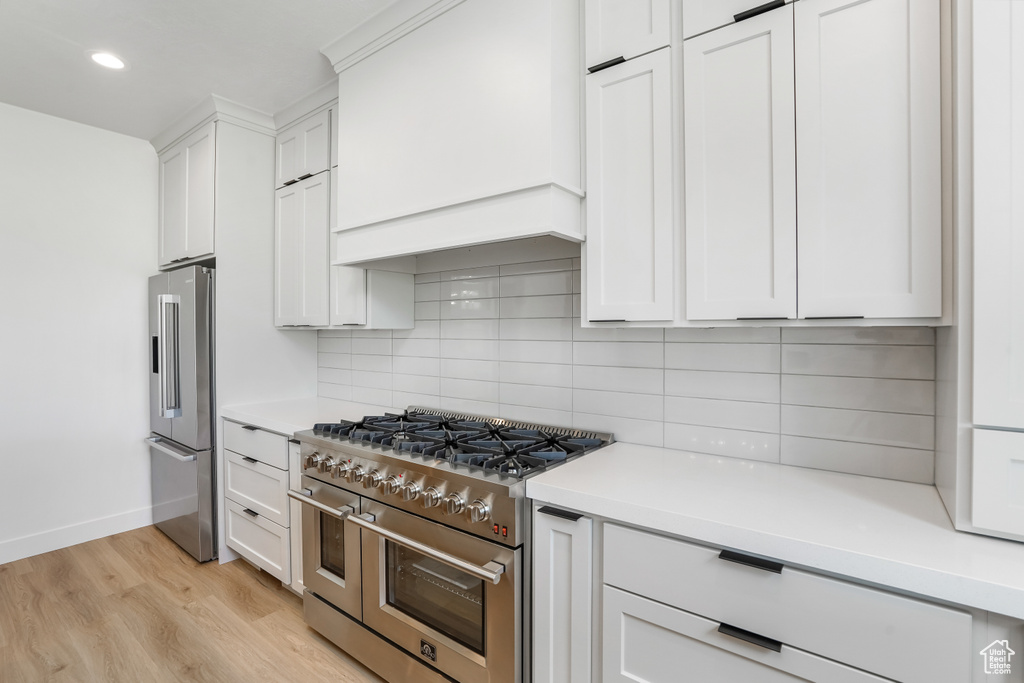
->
[220,397,398,437]
[527,442,1024,620]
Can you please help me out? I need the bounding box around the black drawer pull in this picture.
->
[734,0,785,23]
[589,319,627,323]
[282,178,298,186]
[803,316,865,320]
[718,623,783,652]
[241,425,259,431]
[242,456,258,464]
[242,508,258,518]
[537,506,584,522]
[298,172,314,181]
[588,56,626,74]
[736,317,788,321]
[288,438,301,444]
[719,549,784,574]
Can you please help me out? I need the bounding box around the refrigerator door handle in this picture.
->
[145,436,197,462]
[157,294,182,418]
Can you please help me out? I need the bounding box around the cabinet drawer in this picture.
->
[225,499,290,584]
[224,449,289,527]
[603,586,887,682]
[604,524,971,683]
[683,0,793,39]
[223,420,287,469]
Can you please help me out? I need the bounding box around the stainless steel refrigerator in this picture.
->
[147,265,217,562]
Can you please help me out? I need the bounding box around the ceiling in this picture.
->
[0,0,397,142]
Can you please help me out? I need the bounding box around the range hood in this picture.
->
[321,0,583,266]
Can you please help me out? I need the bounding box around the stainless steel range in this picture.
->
[289,407,612,683]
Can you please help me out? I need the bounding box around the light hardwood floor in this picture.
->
[0,526,384,682]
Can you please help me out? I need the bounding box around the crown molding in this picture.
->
[151,94,276,153]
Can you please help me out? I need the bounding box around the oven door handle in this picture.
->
[287,489,355,519]
[348,513,506,585]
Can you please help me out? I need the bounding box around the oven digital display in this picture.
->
[385,542,485,655]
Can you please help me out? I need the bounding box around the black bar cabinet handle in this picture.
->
[736,317,788,321]
[298,173,314,181]
[589,319,627,323]
[288,438,301,445]
[242,456,258,464]
[734,0,785,23]
[588,56,626,74]
[803,316,865,320]
[282,178,298,186]
[718,623,783,652]
[719,549,784,574]
[242,508,258,518]
[242,425,260,431]
[537,506,584,522]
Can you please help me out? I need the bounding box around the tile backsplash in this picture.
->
[318,258,936,484]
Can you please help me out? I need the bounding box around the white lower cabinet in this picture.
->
[532,505,592,683]
[225,499,290,584]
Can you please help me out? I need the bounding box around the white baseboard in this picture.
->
[0,506,154,566]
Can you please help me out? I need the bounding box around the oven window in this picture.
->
[320,512,345,579]
[386,542,484,654]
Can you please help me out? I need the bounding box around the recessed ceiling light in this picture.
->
[89,51,127,70]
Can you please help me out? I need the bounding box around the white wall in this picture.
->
[0,102,157,564]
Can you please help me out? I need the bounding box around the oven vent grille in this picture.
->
[408,406,614,444]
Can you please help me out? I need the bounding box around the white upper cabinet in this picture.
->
[585,48,675,322]
[683,5,797,321]
[585,0,671,69]
[972,0,1024,430]
[158,121,215,267]
[275,173,330,327]
[795,0,941,319]
[275,109,330,189]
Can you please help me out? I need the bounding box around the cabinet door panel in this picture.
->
[158,146,187,265]
[183,122,215,260]
[972,429,1024,540]
[585,0,671,68]
[795,0,940,318]
[684,6,796,320]
[330,266,368,326]
[275,174,329,327]
[585,48,674,322]
[276,109,330,188]
[973,0,1024,429]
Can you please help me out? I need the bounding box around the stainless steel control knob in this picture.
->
[381,475,401,496]
[317,456,335,474]
[363,469,384,489]
[400,482,421,502]
[302,451,321,470]
[421,486,443,508]
[330,462,350,479]
[346,465,365,483]
[466,500,490,524]
[442,493,465,516]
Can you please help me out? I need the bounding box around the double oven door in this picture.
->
[295,475,522,683]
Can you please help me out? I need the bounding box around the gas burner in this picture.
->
[349,429,392,445]
[313,420,359,438]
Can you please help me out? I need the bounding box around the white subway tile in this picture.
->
[393,320,440,339]
[499,362,573,388]
[572,269,581,294]
[352,370,392,391]
[441,358,500,382]
[441,319,500,340]
[414,272,441,284]
[318,329,352,338]
[664,396,779,433]
[392,391,441,410]
[414,282,441,302]
[393,338,440,358]
[665,328,780,344]
[440,377,500,403]
[500,271,573,297]
[445,277,499,300]
[500,383,572,411]
[573,389,664,421]
[393,373,440,396]
[393,355,439,376]
[351,354,392,373]
[665,370,779,403]
[499,318,573,341]
[319,368,352,385]
[440,298,499,320]
[781,436,934,484]
[318,382,352,401]
[499,259,574,276]
[781,375,934,415]
[781,327,936,345]
[440,339,499,361]
[317,353,351,370]
[572,257,582,269]
[501,295,574,319]
[781,405,935,450]
[572,294,581,317]
[415,301,440,320]
[664,424,781,463]
[665,343,780,373]
[573,342,664,369]
[500,404,573,427]
[572,366,664,394]
[352,337,392,356]
[440,397,500,416]
[573,413,663,447]
[350,329,392,339]
[781,344,935,380]
[573,324,663,343]
[351,386,393,407]
[442,266,499,281]
[500,340,573,365]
